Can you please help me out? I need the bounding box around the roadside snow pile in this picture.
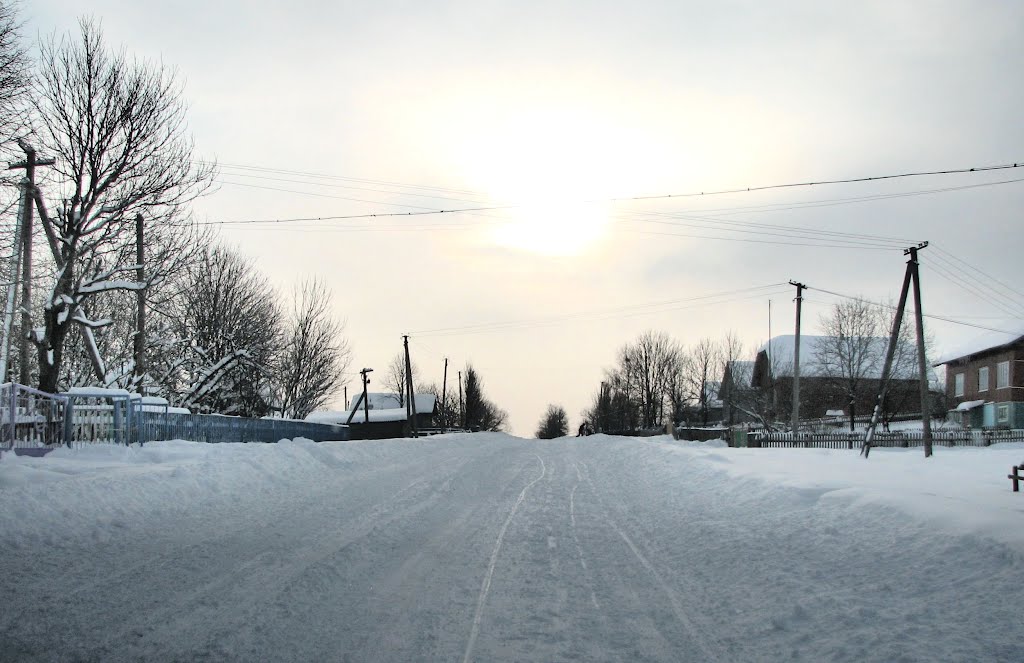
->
[0,438,426,548]
[662,436,1024,550]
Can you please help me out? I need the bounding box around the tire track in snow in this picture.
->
[569,464,600,610]
[97,453,477,656]
[577,461,724,663]
[461,453,546,663]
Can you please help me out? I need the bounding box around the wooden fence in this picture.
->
[746,429,1024,449]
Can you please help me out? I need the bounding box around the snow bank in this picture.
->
[658,436,1024,549]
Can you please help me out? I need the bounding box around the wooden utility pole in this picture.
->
[908,243,933,457]
[863,262,913,457]
[789,281,806,432]
[458,370,464,429]
[441,357,448,433]
[1,195,25,383]
[403,335,418,437]
[359,368,373,423]
[8,141,55,386]
[134,213,146,390]
[862,242,931,458]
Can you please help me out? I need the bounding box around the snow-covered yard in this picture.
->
[1,434,1022,662]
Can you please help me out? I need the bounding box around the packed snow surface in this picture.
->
[2,434,1022,662]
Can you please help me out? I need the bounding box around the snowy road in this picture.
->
[2,434,1021,662]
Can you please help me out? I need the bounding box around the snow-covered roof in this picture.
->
[347,393,438,413]
[757,335,932,381]
[955,399,985,411]
[308,393,438,426]
[304,410,350,425]
[934,330,1024,365]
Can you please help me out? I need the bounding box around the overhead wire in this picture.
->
[805,285,1022,335]
[614,213,910,250]
[215,171,489,205]
[197,159,485,197]
[609,162,1024,203]
[198,159,1024,227]
[411,283,791,338]
[923,250,1024,317]
[930,243,1024,306]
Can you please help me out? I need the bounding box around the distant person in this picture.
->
[578,423,588,437]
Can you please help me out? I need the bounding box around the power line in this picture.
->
[610,162,1024,203]
[805,285,1022,334]
[619,227,901,250]
[931,243,1024,306]
[619,208,917,246]
[636,176,1024,216]
[214,171,488,205]
[411,283,791,338]
[198,159,1024,227]
[618,215,909,250]
[198,159,484,197]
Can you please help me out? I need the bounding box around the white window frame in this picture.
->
[997,403,1010,424]
[978,366,989,392]
[954,373,965,397]
[996,361,1010,389]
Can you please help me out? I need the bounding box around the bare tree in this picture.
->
[383,352,419,406]
[813,298,885,430]
[421,382,460,429]
[28,18,215,393]
[275,278,351,420]
[0,1,30,380]
[613,330,683,430]
[0,0,28,149]
[169,245,281,416]
[681,337,722,426]
[535,404,568,439]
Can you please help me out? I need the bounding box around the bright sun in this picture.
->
[458,107,647,257]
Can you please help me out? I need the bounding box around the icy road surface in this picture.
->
[2,434,1021,662]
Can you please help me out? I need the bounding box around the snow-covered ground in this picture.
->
[1,434,1022,662]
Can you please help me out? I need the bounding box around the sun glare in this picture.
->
[457,107,654,257]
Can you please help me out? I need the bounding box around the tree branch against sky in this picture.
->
[28,17,215,392]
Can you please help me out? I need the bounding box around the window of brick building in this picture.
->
[954,373,964,397]
[997,361,1009,389]
[979,366,989,392]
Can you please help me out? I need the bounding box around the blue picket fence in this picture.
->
[1,383,348,453]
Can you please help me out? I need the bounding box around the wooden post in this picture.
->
[403,335,418,437]
[441,357,448,433]
[789,281,806,432]
[8,142,55,386]
[908,244,933,458]
[134,213,146,389]
[862,260,913,458]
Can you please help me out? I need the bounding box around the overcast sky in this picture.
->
[24,1,1024,434]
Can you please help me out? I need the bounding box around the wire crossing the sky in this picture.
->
[198,159,1024,227]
